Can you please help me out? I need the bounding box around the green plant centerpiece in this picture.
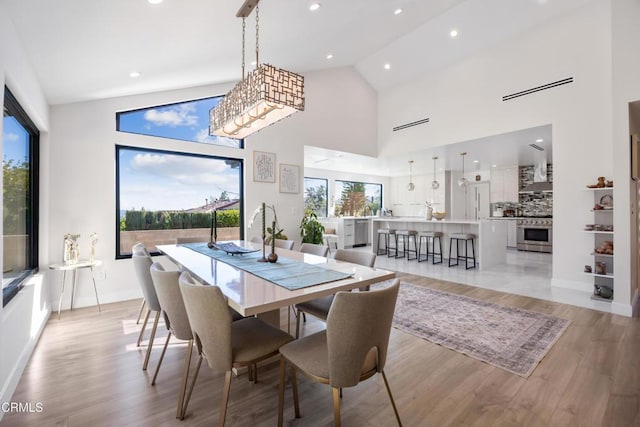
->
[300,209,325,245]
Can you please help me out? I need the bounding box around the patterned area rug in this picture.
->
[390,282,571,378]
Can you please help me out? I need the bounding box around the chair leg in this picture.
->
[433,236,443,264]
[181,354,203,420]
[136,299,146,324]
[137,308,151,347]
[248,363,254,382]
[142,311,160,371]
[332,387,342,427]
[253,363,258,384]
[291,365,300,418]
[177,339,193,419]
[382,370,403,427]
[219,371,233,427]
[151,331,171,385]
[278,359,286,427]
[295,309,301,339]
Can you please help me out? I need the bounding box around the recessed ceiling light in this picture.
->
[326,54,333,60]
[491,164,497,168]
[309,3,321,11]
[148,0,162,4]
[473,160,479,163]
[394,8,403,15]
[536,138,544,143]
[384,63,391,70]
[129,71,141,78]
[450,29,459,38]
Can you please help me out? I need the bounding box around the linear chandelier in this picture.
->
[210,0,305,139]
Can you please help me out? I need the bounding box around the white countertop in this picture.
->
[372,217,480,225]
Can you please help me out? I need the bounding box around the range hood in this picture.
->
[519,159,552,193]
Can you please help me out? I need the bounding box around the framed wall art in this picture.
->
[253,151,276,183]
[279,164,300,194]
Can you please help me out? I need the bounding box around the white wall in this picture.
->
[47,66,377,310]
[377,1,625,310]
[0,4,51,417]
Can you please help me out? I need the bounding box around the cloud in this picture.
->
[143,104,198,127]
[194,128,242,148]
[3,132,20,142]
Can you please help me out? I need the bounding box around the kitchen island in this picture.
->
[371,217,507,270]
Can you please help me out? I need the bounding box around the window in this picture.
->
[334,180,382,217]
[3,87,39,306]
[116,146,243,258]
[303,177,328,217]
[116,96,243,149]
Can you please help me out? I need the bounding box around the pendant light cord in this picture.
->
[241,17,246,79]
[255,4,260,66]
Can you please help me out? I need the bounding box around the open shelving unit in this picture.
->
[584,186,614,302]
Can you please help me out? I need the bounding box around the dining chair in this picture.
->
[132,243,149,325]
[178,272,294,425]
[149,262,194,419]
[294,249,376,338]
[278,279,402,427]
[299,242,329,257]
[249,236,263,244]
[274,239,295,250]
[132,244,162,371]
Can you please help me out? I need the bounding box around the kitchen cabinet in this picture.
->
[507,219,517,248]
[583,187,614,302]
[341,219,355,248]
[490,167,518,203]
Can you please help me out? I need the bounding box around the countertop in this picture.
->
[372,217,480,225]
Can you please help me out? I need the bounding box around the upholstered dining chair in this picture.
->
[178,271,294,425]
[273,238,295,250]
[132,243,149,325]
[149,262,194,419]
[132,243,162,371]
[249,236,263,244]
[299,242,329,257]
[294,249,376,338]
[278,279,402,427]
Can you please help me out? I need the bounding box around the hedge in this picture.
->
[123,209,240,231]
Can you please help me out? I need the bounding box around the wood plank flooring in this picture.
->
[3,273,640,426]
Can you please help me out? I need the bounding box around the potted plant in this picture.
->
[300,209,325,244]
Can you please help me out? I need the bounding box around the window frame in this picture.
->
[334,179,383,215]
[303,176,328,218]
[115,145,244,259]
[115,95,244,149]
[2,87,40,307]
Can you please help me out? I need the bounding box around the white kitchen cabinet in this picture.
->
[490,167,519,203]
[342,219,355,248]
[507,219,517,248]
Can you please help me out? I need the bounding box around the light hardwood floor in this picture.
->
[3,273,640,426]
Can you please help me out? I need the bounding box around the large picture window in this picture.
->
[116,146,243,258]
[334,180,382,217]
[3,87,39,306]
[303,177,328,217]
[116,96,243,149]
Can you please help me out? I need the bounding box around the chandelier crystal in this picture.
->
[209,0,305,139]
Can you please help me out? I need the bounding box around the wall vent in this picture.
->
[392,117,430,132]
[528,143,544,151]
[502,77,573,102]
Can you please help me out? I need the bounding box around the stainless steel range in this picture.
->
[517,217,552,253]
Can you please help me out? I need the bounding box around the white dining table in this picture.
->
[156,241,395,327]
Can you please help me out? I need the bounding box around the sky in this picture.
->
[116,96,243,212]
[2,116,29,164]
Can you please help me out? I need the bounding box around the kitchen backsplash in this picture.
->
[490,164,553,217]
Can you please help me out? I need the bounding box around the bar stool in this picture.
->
[417,231,443,264]
[376,228,396,256]
[396,230,418,261]
[324,227,339,255]
[448,233,477,269]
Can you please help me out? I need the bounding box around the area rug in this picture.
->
[390,282,571,378]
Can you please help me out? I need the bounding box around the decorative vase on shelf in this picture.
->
[425,206,433,220]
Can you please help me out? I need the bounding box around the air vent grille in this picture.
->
[392,117,430,132]
[529,143,544,151]
[503,77,573,102]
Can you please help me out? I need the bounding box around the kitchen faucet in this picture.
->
[363,205,372,217]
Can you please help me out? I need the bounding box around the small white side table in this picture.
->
[49,259,102,319]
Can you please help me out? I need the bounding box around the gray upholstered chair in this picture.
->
[149,262,194,419]
[278,279,402,427]
[249,236,263,244]
[299,242,329,257]
[294,249,376,338]
[178,271,294,425]
[132,243,162,371]
[132,243,149,325]
[273,238,295,250]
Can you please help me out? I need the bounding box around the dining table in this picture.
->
[156,241,396,328]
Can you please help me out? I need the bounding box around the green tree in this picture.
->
[3,158,29,235]
[219,191,230,201]
[339,182,366,216]
[304,184,327,216]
